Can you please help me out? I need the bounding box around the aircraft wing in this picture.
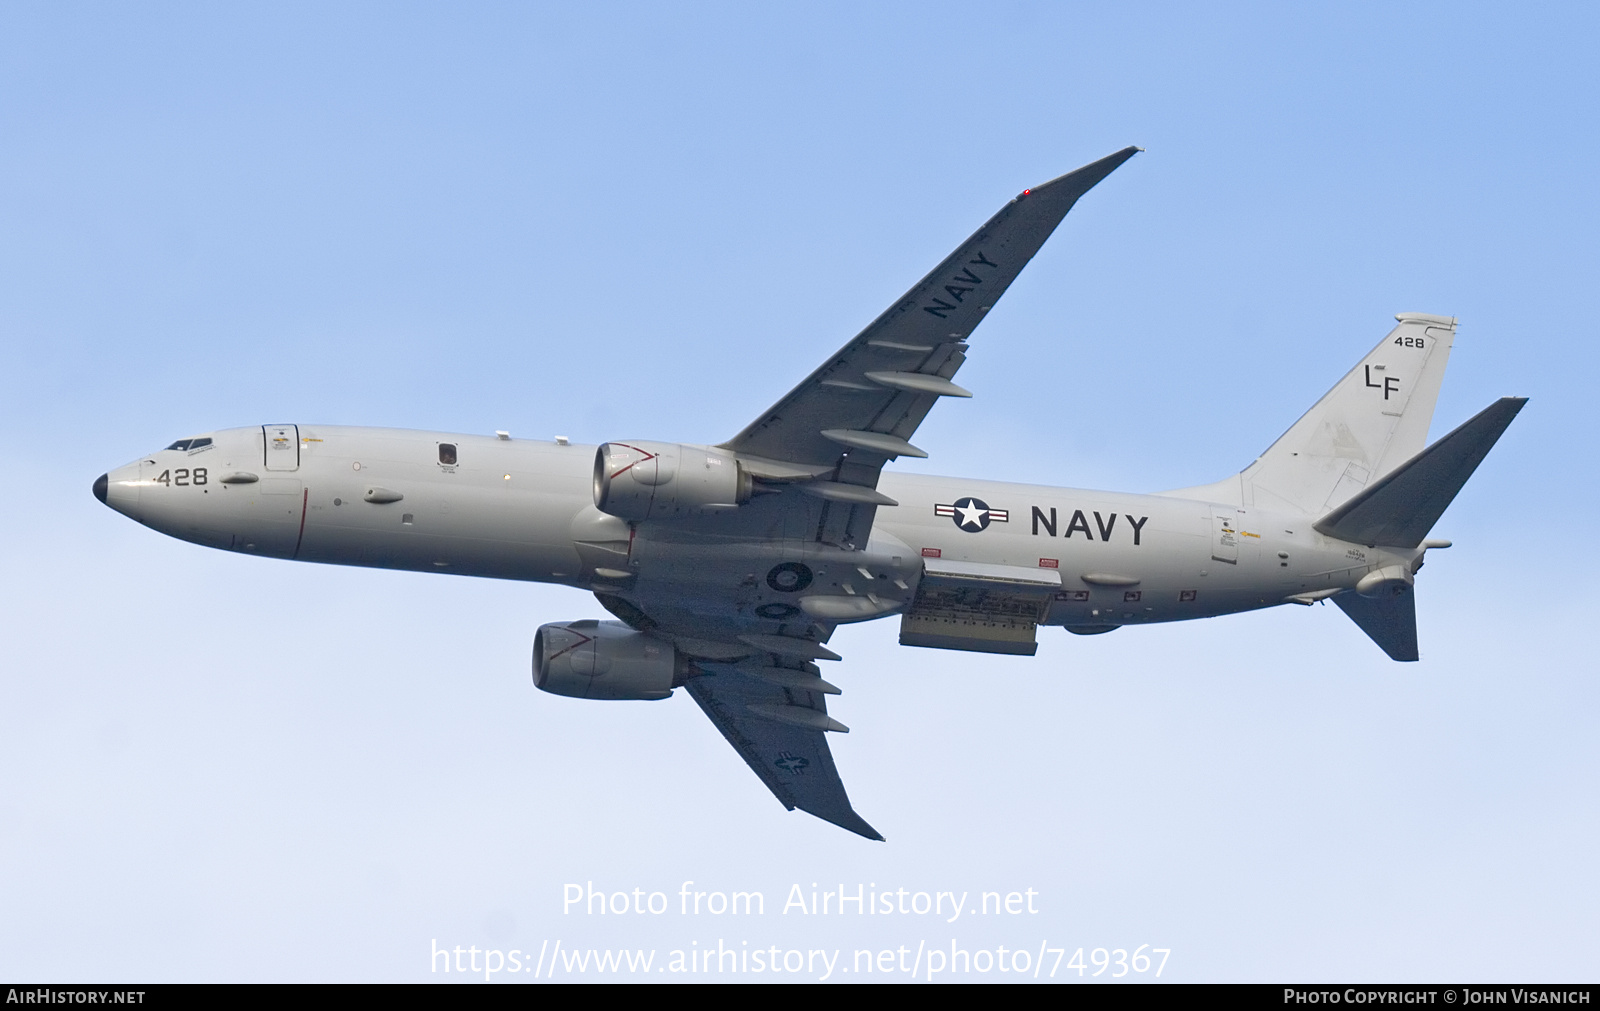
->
[724,147,1139,483]
[617,151,1140,835]
[684,660,883,841]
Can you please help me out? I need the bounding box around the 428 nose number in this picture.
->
[152,468,207,487]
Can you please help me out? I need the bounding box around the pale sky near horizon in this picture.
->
[3,2,1597,982]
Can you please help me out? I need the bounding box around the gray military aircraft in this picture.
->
[93,147,1524,840]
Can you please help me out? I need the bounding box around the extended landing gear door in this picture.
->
[263,425,300,472]
[899,558,1062,656]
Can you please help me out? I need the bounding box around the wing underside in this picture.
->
[717,147,1140,549]
[725,146,1140,467]
[684,661,882,840]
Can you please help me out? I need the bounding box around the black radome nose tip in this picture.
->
[93,473,108,505]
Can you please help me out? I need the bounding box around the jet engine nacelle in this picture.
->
[593,441,752,520]
[533,619,677,700]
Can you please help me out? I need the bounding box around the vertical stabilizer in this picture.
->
[1166,314,1456,514]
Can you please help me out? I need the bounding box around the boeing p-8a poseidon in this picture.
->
[94,148,1524,840]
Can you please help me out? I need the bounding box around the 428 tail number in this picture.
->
[152,468,207,487]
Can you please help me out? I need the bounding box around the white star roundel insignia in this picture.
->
[934,496,1009,532]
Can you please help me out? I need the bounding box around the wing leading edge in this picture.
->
[724,146,1141,475]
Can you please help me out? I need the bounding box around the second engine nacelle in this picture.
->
[593,441,752,521]
[533,619,678,701]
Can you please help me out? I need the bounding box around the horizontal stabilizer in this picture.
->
[1314,397,1526,548]
[1334,587,1419,662]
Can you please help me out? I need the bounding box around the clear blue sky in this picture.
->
[3,2,1596,982]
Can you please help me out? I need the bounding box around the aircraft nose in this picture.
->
[99,462,144,521]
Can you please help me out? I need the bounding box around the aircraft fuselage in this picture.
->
[99,423,1412,631]
[88,148,1520,839]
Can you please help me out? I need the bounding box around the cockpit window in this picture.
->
[164,437,213,452]
[165,439,192,451]
[439,443,457,466]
